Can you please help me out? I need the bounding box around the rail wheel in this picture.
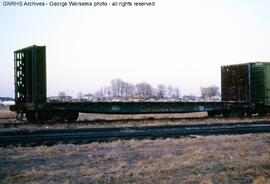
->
[51,111,66,122]
[246,110,252,117]
[222,110,231,118]
[36,111,53,123]
[48,111,78,122]
[258,109,266,116]
[26,111,37,123]
[207,111,220,118]
[66,111,79,122]
[234,110,246,117]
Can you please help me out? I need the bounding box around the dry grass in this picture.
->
[0,133,270,183]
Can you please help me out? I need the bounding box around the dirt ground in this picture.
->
[0,133,270,184]
[0,107,16,119]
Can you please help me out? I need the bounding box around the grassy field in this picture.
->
[0,134,270,183]
[1,108,270,183]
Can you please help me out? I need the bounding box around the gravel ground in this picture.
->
[0,134,270,184]
[0,107,16,119]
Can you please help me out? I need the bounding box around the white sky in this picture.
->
[1,0,270,97]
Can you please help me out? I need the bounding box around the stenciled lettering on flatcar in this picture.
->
[111,106,120,111]
[198,106,205,111]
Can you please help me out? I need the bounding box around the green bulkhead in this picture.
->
[14,45,47,107]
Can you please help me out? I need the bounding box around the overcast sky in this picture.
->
[1,0,270,97]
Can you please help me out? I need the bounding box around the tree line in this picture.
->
[58,78,220,101]
[93,79,180,100]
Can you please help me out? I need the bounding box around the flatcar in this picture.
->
[9,45,270,122]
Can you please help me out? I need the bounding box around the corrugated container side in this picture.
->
[221,64,249,102]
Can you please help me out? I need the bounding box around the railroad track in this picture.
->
[1,122,270,147]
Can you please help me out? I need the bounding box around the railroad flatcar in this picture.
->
[9,45,270,122]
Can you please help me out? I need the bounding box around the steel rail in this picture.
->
[1,123,270,147]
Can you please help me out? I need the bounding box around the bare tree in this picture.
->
[166,85,173,98]
[156,84,166,99]
[95,88,105,100]
[200,85,219,100]
[124,83,135,98]
[105,87,112,99]
[164,85,181,99]
[94,79,181,101]
[111,79,124,98]
[94,86,111,100]
[172,87,180,99]
[110,79,135,99]
[136,82,153,99]
[58,91,66,101]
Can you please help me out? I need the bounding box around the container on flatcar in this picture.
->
[221,62,270,105]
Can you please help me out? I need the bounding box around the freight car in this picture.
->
[9,45,270,122]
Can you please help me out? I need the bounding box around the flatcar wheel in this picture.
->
[258,110,266,116]
[26,111,37,123]
[207,111,216,118]
[222,111,231,118]
[58,112,67,122]
[48,111,66,122]
[66,112,79,122]
[236,111,246,117]
[36,111,52,123]
[246,111,252,117]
